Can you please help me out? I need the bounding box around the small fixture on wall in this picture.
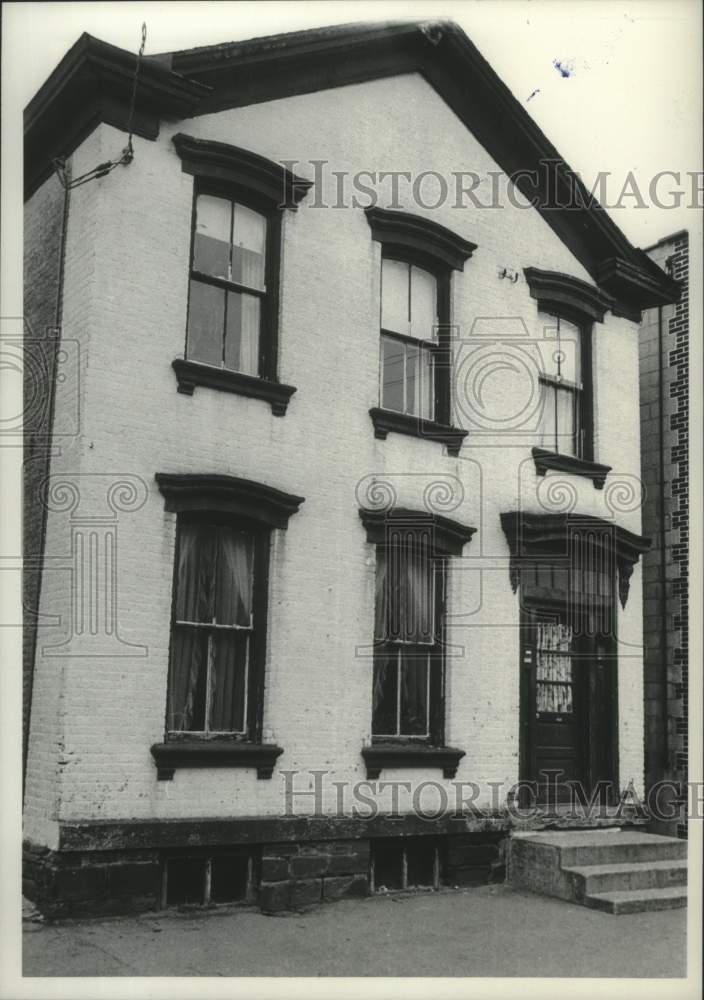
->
[498,266,520,283]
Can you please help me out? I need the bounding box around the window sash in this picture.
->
[186,191,268,376]
[379,332,435,420]
[168,520,256,736]
[538,376,582,457]
[372,536,445,740]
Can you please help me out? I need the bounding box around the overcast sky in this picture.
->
[2,0,702,247]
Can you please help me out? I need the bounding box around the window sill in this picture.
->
[362,743,465,780]
[172,359,297,416]
[369,408,468,456]
[150,741,283,780]
[531,447,611,490]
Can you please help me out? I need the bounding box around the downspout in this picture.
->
[23,168,71,798]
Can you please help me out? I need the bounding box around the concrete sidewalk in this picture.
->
[23,884,686,978]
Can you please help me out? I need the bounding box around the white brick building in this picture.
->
[23,21,679,915]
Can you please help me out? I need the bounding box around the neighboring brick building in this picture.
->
[638,231,689,838]
[23,21,679,916]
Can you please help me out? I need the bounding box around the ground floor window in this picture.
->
[371,837,441,892]
[162,848,259,907]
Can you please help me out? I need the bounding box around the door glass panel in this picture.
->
[536,621,574,714]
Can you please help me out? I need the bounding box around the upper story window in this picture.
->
[536,312,585,459]
[171,134,312,415]
[524,268,617,483]
[365,207,476,456]
[380,257,438,421]
[187,192,268,377]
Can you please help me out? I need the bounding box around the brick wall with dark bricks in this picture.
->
[639,231,689,838]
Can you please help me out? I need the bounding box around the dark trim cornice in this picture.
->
[365,206,477,271]
[359,506,476,556]
[595,257,681,322]
[531,447,611,490]
[150,741,283,780]
[172,133,313,209]
[362,743,465,780]
[172,358,296,414]
[523,268,615,324]
[155,473,304,528]
[369,407,468,456]
[24,33,210,199]
[500,511,651,608]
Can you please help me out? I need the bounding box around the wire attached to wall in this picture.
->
[53,23,147,190]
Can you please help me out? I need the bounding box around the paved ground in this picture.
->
[23,885,686,978]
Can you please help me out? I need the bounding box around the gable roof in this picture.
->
[24,19,679,316]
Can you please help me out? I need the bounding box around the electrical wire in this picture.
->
[53,23,147,190]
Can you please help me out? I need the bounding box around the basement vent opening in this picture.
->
[163,849,258,907]
[371,837,442,893]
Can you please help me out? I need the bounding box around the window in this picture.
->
[379,258,438,421]
[186,193,268,377]
[359,506,475,775]
[153,472,304,778]
[168,516,258,736]
[365,207,476,454]
[371,838,441,892]
[536,312,587,458]
[372,525,445,740]
[163,848,257,907]
[171,133,313,413]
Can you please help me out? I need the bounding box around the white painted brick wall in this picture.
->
[25,73,645,835]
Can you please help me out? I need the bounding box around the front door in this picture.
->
[520,604,616,806]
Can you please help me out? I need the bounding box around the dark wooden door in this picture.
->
[521,606,589,804]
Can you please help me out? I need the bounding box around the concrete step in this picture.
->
[524,831,687,867]
[563,859,687,895]
[584,885,687,915]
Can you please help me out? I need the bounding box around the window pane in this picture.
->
[187,280,225,366]
[175,522,217,623]
[555,386,576,456]
[538,312,581,384]
[537,381,558,452]
[409,266,437,340]
[209,632,248,732]
[400,651,429,735]
[225,291,260,375]
[168,625,209,731]
[378,531,435,643]
[381,334,405,412]
[381,259,409,334]
[557,317,581,384]
[231,204,267,291]
[372,651,399,735]
[406,344,434,419]
[214,526,254,626]
[193,194,232,280]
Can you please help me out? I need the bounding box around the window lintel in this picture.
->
[359,505,476,556]
[156,473,304,529]
[173,133,313,210]
[365,206,477,271]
